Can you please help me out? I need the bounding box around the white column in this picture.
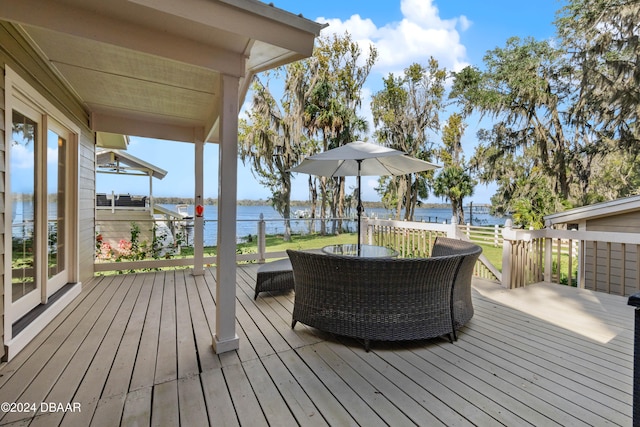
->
[213,74,240,353]
[193,137,205,276]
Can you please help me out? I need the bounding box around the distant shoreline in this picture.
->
[153,196,467,209]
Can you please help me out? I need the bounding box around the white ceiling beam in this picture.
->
[91,112,205,143]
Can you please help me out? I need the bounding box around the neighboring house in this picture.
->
[545,195,640,296]
[1,0,323,360]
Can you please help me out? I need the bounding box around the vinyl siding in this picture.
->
[581,212,640,296]
[0,59,5,360]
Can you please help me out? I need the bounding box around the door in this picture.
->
[10,104,71,321]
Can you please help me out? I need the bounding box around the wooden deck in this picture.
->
[0,265,634,426]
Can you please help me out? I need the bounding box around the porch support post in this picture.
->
[213,73,240,353]
[192,136,205,276]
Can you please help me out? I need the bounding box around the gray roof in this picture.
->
[96,149,168,180]
[544,195,640,224]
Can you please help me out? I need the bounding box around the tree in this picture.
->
[239,64,312,241]
[304,32,377,233]
[371,59,445,220]
[469,125,568,228]
[451,38,578,199]
[556,0,640,148]
[433,113,476,223]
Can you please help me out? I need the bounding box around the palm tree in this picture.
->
[433,166,475,224]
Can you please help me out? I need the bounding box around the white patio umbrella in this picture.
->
[291,141,440,253]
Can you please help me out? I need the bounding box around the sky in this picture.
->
[96,0,563,203]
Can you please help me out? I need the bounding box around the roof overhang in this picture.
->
[0,0,324,145]
[97,132,129,150]
[545,195,640,224]
[96,148,168,179]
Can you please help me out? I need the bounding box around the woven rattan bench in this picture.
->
[254,259,294,300]
[287,249,470,351]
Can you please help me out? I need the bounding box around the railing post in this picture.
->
[257,213,266,264]
[363,217,372,245]
[627,293,640,426]
[448,216,458,238]
[544,220,553,283]
[501,219,513,288]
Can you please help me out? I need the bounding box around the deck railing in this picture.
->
[94,214,640,296]
[93,215,503,279]
[363,218,502,283]
[501,220,640,296]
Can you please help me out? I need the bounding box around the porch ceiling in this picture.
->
[0,0,324,144]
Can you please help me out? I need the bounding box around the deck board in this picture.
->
[155,272,178,384]
[0,269,633,426]
[129,272,165,392]
[151,380,179,427]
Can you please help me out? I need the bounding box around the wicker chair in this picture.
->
[254,259,294,300]
[431,237,483,338]
[287,249,465,351]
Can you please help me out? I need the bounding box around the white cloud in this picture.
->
[10,142,33,169]
[318,0,471,75]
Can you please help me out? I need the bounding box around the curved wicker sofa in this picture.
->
[431,237,483,337]
[287,249,469,351]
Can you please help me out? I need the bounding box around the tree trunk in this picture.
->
[309,176,317,234]
[320,177,327,235]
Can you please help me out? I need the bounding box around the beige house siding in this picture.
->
[96,209,156,252]
[580,212,640,296]
[78,133,96,281]
[0,55,5,360]
[1,21,95,357]
[586,211,640,232]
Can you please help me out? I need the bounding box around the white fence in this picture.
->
[362,217,502,283]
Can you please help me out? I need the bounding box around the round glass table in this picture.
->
[321,244,398,258]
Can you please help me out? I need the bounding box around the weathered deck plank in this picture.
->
[0,269,633,426]
[155,271,178,384]
[151,380,179,427]
[129,272,165,392]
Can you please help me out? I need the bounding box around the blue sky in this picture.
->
[97,0,562,203]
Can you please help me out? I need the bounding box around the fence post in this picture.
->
[544,220,553,283]
[494,224,499,247]
[501,219,513,288]
[257,214,266,264]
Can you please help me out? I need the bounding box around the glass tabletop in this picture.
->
[321,244,398,258]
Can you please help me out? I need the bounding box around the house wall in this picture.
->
[0,42,5,360]
[96,209,156,252]
[1,22,96,358]
[580,211,640,296]
[586,211,640,232]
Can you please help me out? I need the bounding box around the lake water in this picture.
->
[161,204,507,246]
[12,200,505,246]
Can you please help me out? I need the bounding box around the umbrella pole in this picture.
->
[357,160,363,256]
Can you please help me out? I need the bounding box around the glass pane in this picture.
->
[11,111,37,302]
[47,129,65,279]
